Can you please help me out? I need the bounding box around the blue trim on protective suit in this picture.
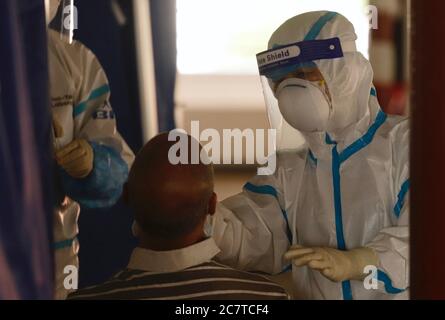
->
[370,87,377,97]
[244,182,292,244]
[59,142,129,209]
[54,238,76,250]
[331,147,347,251]
[244,183,278,198]
[281,264,292,273]
[325,133,337,145]
[332,146,353,300]
[73,84,110,117]
[339,110,387,163]
[304,12,338,41]
[394,179,410,218]
[377,270,405,294]
[328,109,388,300]
[308,149,318,165]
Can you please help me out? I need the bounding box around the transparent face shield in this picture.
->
[256,37,344,150]
[46,0,77,44]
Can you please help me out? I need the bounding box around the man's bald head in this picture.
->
[126,132,215,239]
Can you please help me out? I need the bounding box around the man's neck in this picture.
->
[139,232,207,252]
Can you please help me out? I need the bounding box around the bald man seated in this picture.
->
[69,132,289,300]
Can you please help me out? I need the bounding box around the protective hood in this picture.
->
[46,0,76,44]
[260,11,380,151]
[47,0,61,25]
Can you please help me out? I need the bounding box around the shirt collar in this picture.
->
[127,238,221,273]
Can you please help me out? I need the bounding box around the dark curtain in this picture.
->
[150,0,177,131]
[0,0,53,299]
[71,0,142,287]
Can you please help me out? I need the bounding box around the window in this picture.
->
[177,0,370,75]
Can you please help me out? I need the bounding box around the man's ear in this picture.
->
[208,192,217,216]
[122,182,129,205]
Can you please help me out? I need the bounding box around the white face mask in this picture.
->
[276,78,331,133]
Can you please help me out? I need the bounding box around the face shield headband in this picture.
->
[256,37,344,82]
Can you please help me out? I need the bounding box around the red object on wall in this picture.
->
[369,0,408,115]
[374,84,407,115]
[410,0,445,299]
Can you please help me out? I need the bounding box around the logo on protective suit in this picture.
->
[51,95,74,108]
[93,102,115,120]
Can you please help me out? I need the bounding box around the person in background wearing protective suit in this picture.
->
[47,0,135,299]
[210,11,409,300]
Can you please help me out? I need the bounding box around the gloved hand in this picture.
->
[55,139,94,179]
[284,246,378,282]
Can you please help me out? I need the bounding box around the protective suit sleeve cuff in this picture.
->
[59,141,129,208]
[366,242,409,294]
[375,269,406,294]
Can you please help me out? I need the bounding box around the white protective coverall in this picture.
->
[210,11,409,300]
[48,29,135,299]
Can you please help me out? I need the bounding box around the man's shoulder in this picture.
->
[202,260,290,296]
[68,262,290,300]
[67,269,144,300]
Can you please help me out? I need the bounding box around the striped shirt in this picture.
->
[68,238,289,300]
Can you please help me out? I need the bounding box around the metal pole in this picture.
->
[133,0,159,141]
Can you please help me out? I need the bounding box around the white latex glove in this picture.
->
[55,139,94,179]
[284,246,378,282]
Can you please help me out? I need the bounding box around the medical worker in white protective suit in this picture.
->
[210,11,410,300]
[46,0,135,299]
